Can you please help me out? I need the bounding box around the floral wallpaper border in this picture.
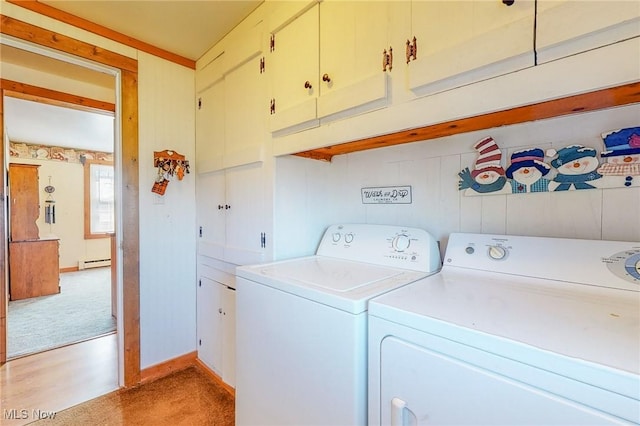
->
[9,142,113,164]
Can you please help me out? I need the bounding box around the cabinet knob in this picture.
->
[218,308,223,314]
[322,73,331,83]
[502,0,515,5]
[218,205,224,210]
[304,81,312,89]
[225,204,231,210]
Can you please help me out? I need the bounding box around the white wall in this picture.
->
[274,104,640,260]
[137,52,196,368]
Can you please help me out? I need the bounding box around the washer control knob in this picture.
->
[488,245,507,260]
[345,233,354,244]
[332,232,341,243]
[392,234,411,252]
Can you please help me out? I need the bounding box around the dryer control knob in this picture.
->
[345,233,354,244]
[488,245,507,260]
[332,232,341,243]
[392,234,411,252]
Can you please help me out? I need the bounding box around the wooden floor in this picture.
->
[0,334,118,426]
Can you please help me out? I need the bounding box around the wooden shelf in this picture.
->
[293,82,640,162]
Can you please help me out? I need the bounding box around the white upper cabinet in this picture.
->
[536,0,640,64]
[195,54,225,174]
[407,0,535,96]
[268,1,320,133]
[268,0,393,134]
[196,18,266,172]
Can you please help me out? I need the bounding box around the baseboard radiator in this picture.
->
[78,258,111,270]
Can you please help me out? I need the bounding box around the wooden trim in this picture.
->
[0,93,6,365]
[1,18,141,386]
[4,1,196,70]
[2,80,115,113]
[0,14,138,73]
[195,359,236,397]
[294,82,640,162]
[60,266,79,273]
[120,69,141,387]
[140,351,197,384]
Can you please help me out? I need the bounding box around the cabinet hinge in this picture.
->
[261,232,266,248]
[199,226,203,237]
[270,34,275,52]
[270,99,276,115]
[199,339,202,346]
[382,46,393,72]
[198,279,201,287]
[406,37,417,63]
[197,97,202,110]
[259,57,265,74]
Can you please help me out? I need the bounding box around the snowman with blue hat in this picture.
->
[548,145,602,191]
[505,148,551,193]
[597,126,640,188]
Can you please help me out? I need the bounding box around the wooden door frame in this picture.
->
[0,15,141,387]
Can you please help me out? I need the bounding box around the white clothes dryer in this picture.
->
[235,224,441,426]
[368,233,640,425]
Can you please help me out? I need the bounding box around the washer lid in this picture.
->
[237,256,429,314]
[259,257,403,292]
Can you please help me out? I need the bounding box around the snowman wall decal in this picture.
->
[458,137,509,194]
[547,145,602,191]
[597,127,640,188]
[505,148,551,193]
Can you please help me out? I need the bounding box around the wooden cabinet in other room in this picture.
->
[536,0,640,64]
[8,163,40,241]
[9,239,60,301]
[407,0,535,96]
[197,264,236,388]
[196,19,267,172]
[268,1,393,134]
[196,162,267,266]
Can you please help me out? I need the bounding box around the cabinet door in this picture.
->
[196,170,226,260]
[224,162,265,265]
[268,2,320,133]
[8,163,40,241]
[380,337,627,425]
[536,0,640,64]
[408,0,534,96]
[222,285,236,387]
[197,276,223,376]
[224,55,267,168]
[317,0,389,119]
[195,77,225,173]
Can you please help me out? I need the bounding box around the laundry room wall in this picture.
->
[274,104,640,260]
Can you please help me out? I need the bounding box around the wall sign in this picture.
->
[361,186,412,204]
[458,126,640,196]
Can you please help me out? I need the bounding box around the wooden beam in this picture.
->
[2,79,115,113]
[0,14,138,73]
[0,93,6,365]
[120,69,141,387]
[5,1,195,70]
[294,82,640,161]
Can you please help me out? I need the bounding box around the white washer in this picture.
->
[369,233,640,425]
[235,224,441,426]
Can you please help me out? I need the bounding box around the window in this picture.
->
[84,160,115,238]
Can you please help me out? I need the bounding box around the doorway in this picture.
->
[0,17,141,387]
[4,91,116,359]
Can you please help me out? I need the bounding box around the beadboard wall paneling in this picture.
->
[274,104,640,259]
[137,52,196,369]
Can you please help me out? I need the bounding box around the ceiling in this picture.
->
[38,0,264,61]
[3,0,263,152]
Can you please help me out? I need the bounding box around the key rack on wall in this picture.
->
[152,150,190,196]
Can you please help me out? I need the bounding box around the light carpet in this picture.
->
[7,267,116,359]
